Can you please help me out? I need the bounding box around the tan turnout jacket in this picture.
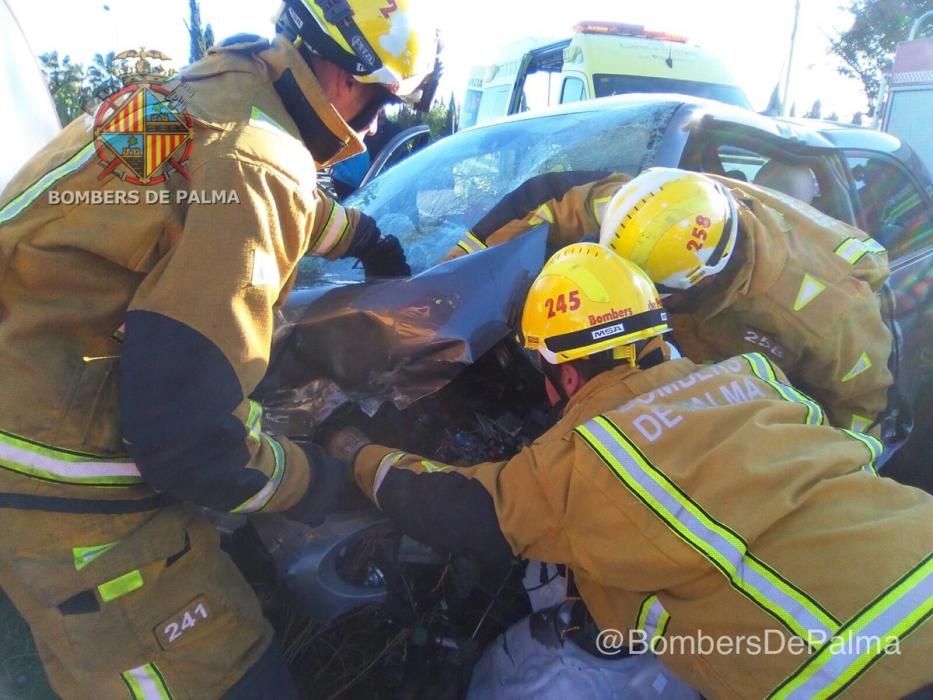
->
[448,172,894,433]
[353,353,933,699]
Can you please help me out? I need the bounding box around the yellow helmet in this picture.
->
[521,243,670,365]
[279,0,441,109]
[598,168,739,292]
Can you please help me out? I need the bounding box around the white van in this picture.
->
[461,21,750,129]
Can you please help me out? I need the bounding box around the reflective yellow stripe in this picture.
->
[528,203,555,226]
[885,193,919,221]
[122,662,173,700]
[311,201,351,256]
[231,434,287,513]
[863,238,886,254]
[742,353,825,426]
[0,429,142,486]
[73,542,119,571]
[849,414,872,433]
[576,415,839,646]
[592,195,612,224]
[770,554,933,699]
[635,594,670,650]
[246,400,263,443]
[841,352,873,383]
[793,274,828,311]
[833,238,870,264]
[840,429,882,475]
[0,141,97,225]
[248,105,288,135]
[98,569,143,603]
[455,231,488,255]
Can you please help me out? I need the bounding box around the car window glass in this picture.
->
[593,74,750,109]
[716,145,766,183]
[560,77,586,104]
[846,153,933,256]
[297,102,678,287]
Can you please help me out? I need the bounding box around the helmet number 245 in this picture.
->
[545,290,582,318]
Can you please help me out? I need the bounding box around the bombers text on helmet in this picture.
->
[521,243,670,365]
[598,168,739,292]
[277,0,441,111]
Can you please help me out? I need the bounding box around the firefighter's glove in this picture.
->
[345,212,411,278]
[281,442,351,527]
[323,427,372,465]
[361,234,410,278]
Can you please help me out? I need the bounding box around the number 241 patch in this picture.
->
[154,596,212,649]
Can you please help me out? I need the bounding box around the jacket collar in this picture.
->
[258,36,365,167]
[561,356,701,421]
[681,185,791,320]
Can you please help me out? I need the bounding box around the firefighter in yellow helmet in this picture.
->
[0,1,439,697]
[326,243,933,700]
[445,167,897,444]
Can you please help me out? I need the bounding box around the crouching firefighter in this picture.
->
[326,243,933,699]
[447,168,906,454]
[0,0,439,697]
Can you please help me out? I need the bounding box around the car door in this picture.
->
[842,149,933,492]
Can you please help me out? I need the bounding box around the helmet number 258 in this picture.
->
[686,215,712,252]
[545,290,581,318]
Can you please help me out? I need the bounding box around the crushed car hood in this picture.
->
[255,227,548,433]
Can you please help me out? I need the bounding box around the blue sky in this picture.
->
[8,0,869,118]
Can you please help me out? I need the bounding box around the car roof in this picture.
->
[464,93,840,150]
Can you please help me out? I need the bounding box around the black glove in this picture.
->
[344,212,411,278]
[359,234,411,278]
[281,442,351,527]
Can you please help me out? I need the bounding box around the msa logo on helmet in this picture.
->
[351,36,378,68]
[592,323,626,340]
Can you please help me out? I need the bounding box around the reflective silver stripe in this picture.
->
[231,434,287,513]
[577,416,838,644]
[0,141,97,225]
[0,430,141,485]
[771,555,933,699]
[742,353,825,425]
[122,662,172,700]
[833,238,870,264]
[593,195,612,224]
[456,231,487,255]
[636,594,670,643]
[312,201,350,256]
[840,429,882,475]
[372,450,405,507]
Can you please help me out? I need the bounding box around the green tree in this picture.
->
[187,0,215,63]
[829,0,933,115]
[86,52,122,98]
[804,99,823,119]
[39,51,89,124]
